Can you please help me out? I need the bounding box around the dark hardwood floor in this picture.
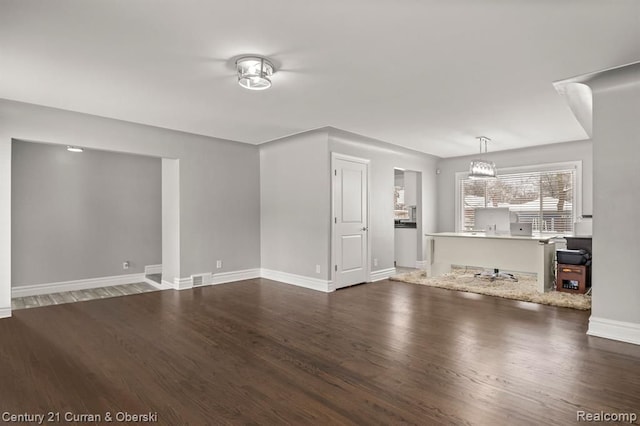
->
[1,278,639,425]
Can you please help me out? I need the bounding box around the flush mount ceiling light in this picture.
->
[236,56,274,90]
[469,136,497,179]
[66,146,84,153]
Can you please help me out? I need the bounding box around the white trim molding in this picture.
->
[144,264,163,275]
[212,269,260,285]
[415,260,428,270]
[173,277,193,291]
[172,269,261,290]
[261,269,333,293]
[588,317,640,346]
[142,277,172,290]
[0,306,11,319]
[11,273,146,298]
[370,268,397,282]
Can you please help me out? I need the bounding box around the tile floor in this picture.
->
[11,282,158,310]
[146,273,162,284]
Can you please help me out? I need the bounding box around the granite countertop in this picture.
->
[395,221,417,229]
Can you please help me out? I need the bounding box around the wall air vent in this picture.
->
[191,273,212,287]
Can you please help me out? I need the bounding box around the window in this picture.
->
[458,164,578,234]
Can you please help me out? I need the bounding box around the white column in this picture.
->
[0,136,12,317]
[161,158,181,288]
[587,66,640,345]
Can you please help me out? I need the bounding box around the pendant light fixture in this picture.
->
[236,56,275,90]
[469,136,497,179]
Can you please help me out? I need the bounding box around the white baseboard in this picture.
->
[12,273,146,298]
[416,260,428,269]
[212,269,260,285]
[0,306,11,319]
[588,316,640,346]
[144,264,163,275]
[260,269,332,293]
[173,277,193,291]
[370,267,397,282]
[171,269,261,290]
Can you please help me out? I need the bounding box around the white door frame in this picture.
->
[330,152,372,288]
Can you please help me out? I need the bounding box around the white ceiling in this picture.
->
[1,1,639,157]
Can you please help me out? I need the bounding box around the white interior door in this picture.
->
[333,155,369,289]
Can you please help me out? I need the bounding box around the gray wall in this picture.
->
[179,139,260,275]
[328,128,439,272]
[11,141,161,286]
[590,72,640,328]
[260,131,331,279]
[0,99,260,311]
[436,139,593,232]
[259,127,439,281]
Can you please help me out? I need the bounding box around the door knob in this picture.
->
[361,227,368,231]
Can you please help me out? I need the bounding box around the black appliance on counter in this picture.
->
[564,236,592,255]
[557,249,591,266]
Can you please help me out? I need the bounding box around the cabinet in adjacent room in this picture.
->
[395,228,417,268]
[403,171,417,206]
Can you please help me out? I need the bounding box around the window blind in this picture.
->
[460,168,575,234]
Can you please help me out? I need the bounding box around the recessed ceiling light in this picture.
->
[236,56,275,90]
[66,146,84,153]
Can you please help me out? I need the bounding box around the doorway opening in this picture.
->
[393,168,422,273]
[10,140,172,311]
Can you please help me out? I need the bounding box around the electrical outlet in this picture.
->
[373,258,379,267]
[315,264,321,274]
[216,260,222,269]
[123,261,130,270]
